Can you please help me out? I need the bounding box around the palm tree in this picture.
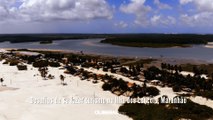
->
[39,67,48,80]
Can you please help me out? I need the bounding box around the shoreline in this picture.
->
[101,42,192,48]
[2,48,212,64]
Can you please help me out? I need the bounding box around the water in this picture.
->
[0,39,212,62]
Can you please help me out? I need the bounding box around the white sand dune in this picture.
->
[208,42,213,45]
[190,96,213,108]
[0,62,131,120]
[205,42,213,48]
[205,45,213,48]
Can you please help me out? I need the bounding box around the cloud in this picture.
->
[179,0,193,5]
[180,12,213,26]
[120,0,151,26]
[114,21,128,28]
[151,15,176,26]
[151,15,160,24]
[0,0,113,22]
[0,1,12,20]
[154,0,172,10]
[180,0,213,11]
[120,0,175,27]
[0,6,8,20]
[179,0,213,26]
[193,0,213,12]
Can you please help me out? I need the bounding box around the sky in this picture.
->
[0,0,213,34]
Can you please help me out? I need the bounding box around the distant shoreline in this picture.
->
[3,48,211,64]
[100,42,192,48]
[100,34,213,48]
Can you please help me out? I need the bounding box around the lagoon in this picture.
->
[0,39,213,62]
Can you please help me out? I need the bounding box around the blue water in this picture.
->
[0,39,212,62]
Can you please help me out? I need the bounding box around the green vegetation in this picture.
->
[9,60,20,66]
[196,91,213,100]
[119,100,213,120]
[1,34,213,46]
[172,85,181,92]
[181,63,213,78]
[144,63,213,91]
[39,67,48,80]
[40,40,53,44]
[122,58,156,66]
[49,61,61,67]
[101,34,213,48]
[32,60,61,68]
[103,42,190,48]
[0,34,106,43]
[33,60,49,68]
[3,59,20,66]
[100,74,159,97]
[17,64,27,70]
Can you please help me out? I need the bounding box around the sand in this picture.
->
[0,62,130,120]
[0,86,18,92]
[0,56,213,120]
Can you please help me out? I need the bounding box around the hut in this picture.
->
[17,63,27,70]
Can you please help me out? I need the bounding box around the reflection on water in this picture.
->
[0,39,212,62]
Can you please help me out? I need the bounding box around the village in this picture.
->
[0,49,213,120]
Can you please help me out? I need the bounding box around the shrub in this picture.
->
[173,85,181,92]
[102,83,112,91]
[17,65,27,70]
[146,87,160,96]
[119,100,213,120]
[66,66,77,74]
[49,61,60,67]
[103,67,108,72]
[3,61,8,64]
[9,59,20,66]
[33,60,48,68]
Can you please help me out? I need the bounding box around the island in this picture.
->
[40,40,53,44]
[101,34,213,48]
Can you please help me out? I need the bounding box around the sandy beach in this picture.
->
[0,61,130,120]
[0,86,18,92]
